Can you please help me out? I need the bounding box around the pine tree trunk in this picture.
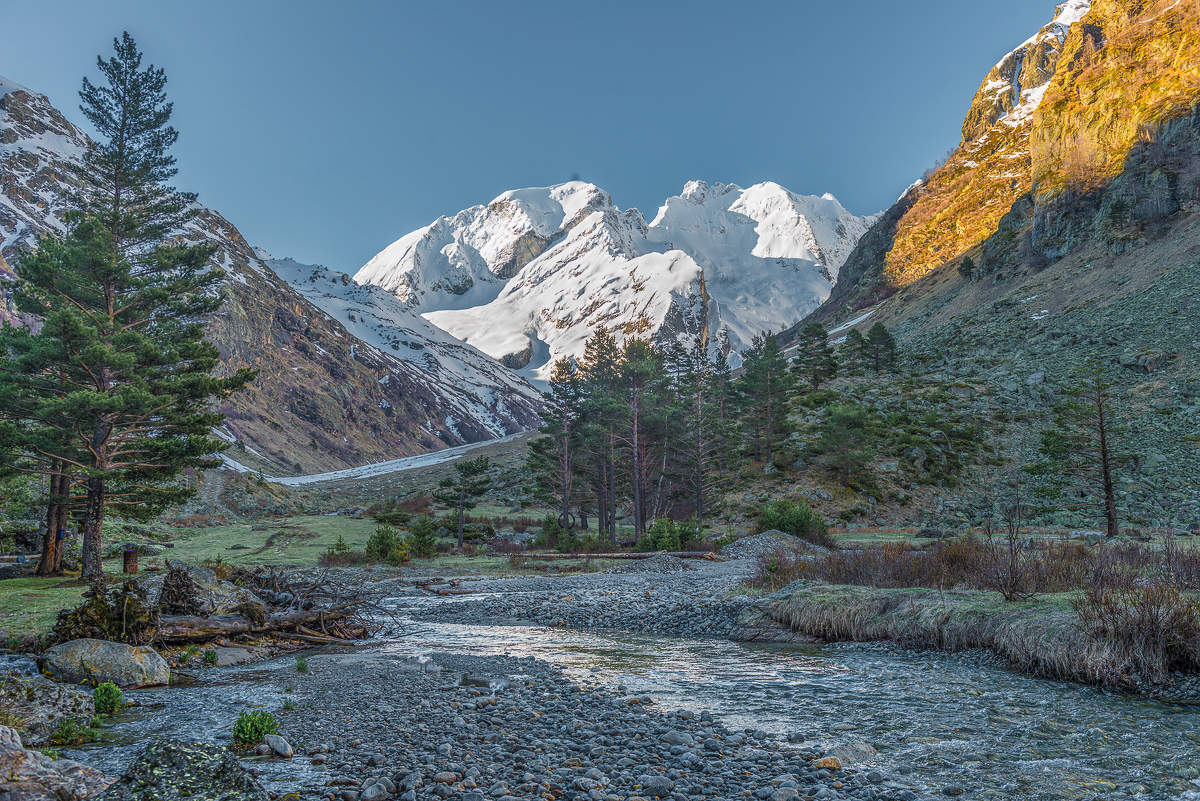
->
[606,429,617,545]
[54,493,68,573]
[456,488,465,549]
[37,471,62,576]
[559,427,571,533]
[81,476,105,578]
[764,380,774,465]
[631,393,643,543]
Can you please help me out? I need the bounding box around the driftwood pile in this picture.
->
[52,565,375,648]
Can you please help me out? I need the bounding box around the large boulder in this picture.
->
[43,639,169,688]
[135,565,265,616]
[0,724,110,801]
[96,739,268,801]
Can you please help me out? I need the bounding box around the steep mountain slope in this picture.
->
[265,255,542,439]
[800,0,1200,524]
[358,181,871,380]
[0,76,541,473]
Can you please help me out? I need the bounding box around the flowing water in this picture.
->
[384,599,1200,801]
[62,595,1200,801]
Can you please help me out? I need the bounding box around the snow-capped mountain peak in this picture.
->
[358,180,873,382]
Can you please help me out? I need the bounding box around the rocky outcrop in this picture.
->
[96,740,268,801]
[134,565,265,617]
[821,0,1200,312]
[0,672,92,746]
[0,725,110,801]
[43,639,170,688]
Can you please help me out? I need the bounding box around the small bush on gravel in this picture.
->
[320,535,363,566]
[232,710,278,747]
[49,717,97,746]
[93,682,123,716]
[640,519,681,552]
[535,514,565,549]
[203,649,218,666]
[756,500,835,549]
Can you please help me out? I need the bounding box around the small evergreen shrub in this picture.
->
[93,682,123,716]
[232,710,278,747]
[406,516,438,558]
[756,500,835,549]
[365,524,400,561]
[203,649,218,666]
[641,519,682,552]
[534,514,565,549]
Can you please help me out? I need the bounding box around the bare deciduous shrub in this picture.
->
[1073,582,1200,685]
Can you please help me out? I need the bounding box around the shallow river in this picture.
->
[66,598,1200,801]
[386,599,1200,801]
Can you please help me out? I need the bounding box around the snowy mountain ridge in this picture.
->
[357,180,874,381]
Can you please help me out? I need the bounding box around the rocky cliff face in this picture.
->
[0,77,542,474]
[877,1,1093,289]
[361,180,873,381]
[818,0,1199,313]
[1028,0,1200,257]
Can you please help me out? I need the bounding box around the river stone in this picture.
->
[97,739,268,800]
[661,730,694,746]
[637,775,674,797]
[135,568,264,616]
[44,638,170,688]
[826,740,878,764]
[264,734,293,758]
[0,724,110,801]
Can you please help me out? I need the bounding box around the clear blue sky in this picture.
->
[5,0,1057,272]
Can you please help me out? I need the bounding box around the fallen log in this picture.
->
[156,602,362,643]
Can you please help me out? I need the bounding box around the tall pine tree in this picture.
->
[1030,361,1129,537]
[665,332,723,529]
[738,332,797,467]
[528,358,585,531]
[616,338,667,542]
[865,323,898,372]
[1,33,254,576]
[434,456,492,549]
[792,321,838,389]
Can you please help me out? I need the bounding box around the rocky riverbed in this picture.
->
[397,555,758,638]
[270,650,902,801]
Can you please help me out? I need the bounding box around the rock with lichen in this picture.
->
[96,739,268,801]
[0,724,110,800]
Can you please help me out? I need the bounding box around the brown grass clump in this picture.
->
[756,535,1200,689]
[1073,583,1200,685]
